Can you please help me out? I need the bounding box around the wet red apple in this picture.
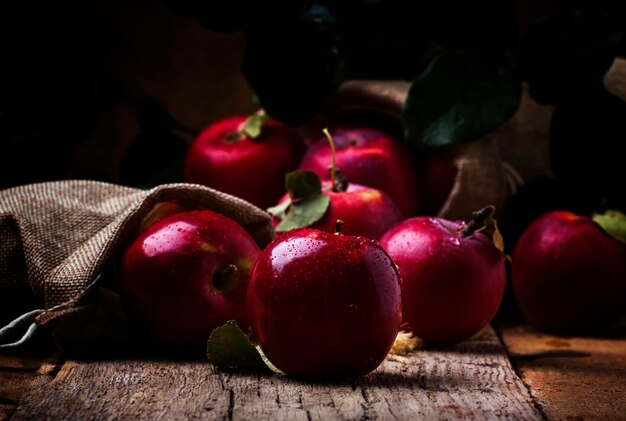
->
[119,210,261,349]
[511,211,626,331]
[184,114,305,209]
[247,226,402,378]
[380,207,507,346]
[299,126,421,217]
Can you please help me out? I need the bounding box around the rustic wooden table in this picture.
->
[2,319,625,420]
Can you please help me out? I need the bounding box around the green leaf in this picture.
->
[267,199,292,220]
[276,194,330,232]
[207,321,270,372]
[592,210,626,245]
[403,50,522,150]
[286,170,323,200]
[272,171,331,232]
[241,113,270,139]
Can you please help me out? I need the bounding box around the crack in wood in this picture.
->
[227,389,234,421]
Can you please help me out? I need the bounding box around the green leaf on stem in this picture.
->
[207,320,271,372]
[403,50,522,150]
[241,113,270,139]
[267,199,292,220]
[275,194,330,232]
[592,210,626,245]
[270,170,331,232]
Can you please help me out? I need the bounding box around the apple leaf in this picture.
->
[272,170,331,232]
[592,210,626,246]
[403,50,521,149]
[241,113,270,139]
[207,320,272,372]
[275,195,330,232]
[267,199,291,220]
[286,170,322,200]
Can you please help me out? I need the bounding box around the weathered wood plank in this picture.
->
[0,403,16,421]
[500,323,626,421]
[0,370,38,405]
[13,327,542,420]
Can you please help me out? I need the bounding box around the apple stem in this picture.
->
[322,128,338,192]
[335,219,345,235]
[212,264,239,292]
[460,206,496,238]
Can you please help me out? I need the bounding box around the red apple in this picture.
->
[184,114,305,209]
[272,179,402,240]
[247,227,402,378]
[380,207,507,346]
[416,153,458,215]
[299,126,422,217]
[511,211,626,331]
[119,210,261,349]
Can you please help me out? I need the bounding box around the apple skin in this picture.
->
[247,228,402,378]
[119,210,261,349]
[274,181,403,240]
[380,217,506,346]
[511,211,626,332]
[184,115,305,209]
[299,126,422,217]
[416,153,458,215]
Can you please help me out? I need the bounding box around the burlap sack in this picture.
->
[335,58,626,221]
[0,180,274,352]
[335,80,550,221]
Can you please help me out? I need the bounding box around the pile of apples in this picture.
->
[119,114,626,379]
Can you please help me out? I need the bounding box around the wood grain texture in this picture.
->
[12,327,542,420]
[501,323,626,421]
[0,403,16,421]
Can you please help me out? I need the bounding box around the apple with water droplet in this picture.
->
[247,225,402,378]
[380,207,507,346]
[511,210,626,332]
[299,126,422,217]
[184,113,305,209]
[119,210,261,349]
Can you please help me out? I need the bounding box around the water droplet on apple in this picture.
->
[449,237,461,246]
[348,304,358,313]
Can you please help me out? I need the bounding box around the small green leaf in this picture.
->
[267,199,292,220]
[207,321,270,372]
[286,170,323,200]
[592,210,626,245]
[276,194,330,232]
[241,113,270,139]
[273,170,331,232]
[403,50,521,149]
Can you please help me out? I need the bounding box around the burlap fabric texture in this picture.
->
[334,80,548,220]
[0,180,274,352]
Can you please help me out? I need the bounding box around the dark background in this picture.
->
[1,0,625,191]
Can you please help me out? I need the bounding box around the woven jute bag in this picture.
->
[0,181,274,352]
